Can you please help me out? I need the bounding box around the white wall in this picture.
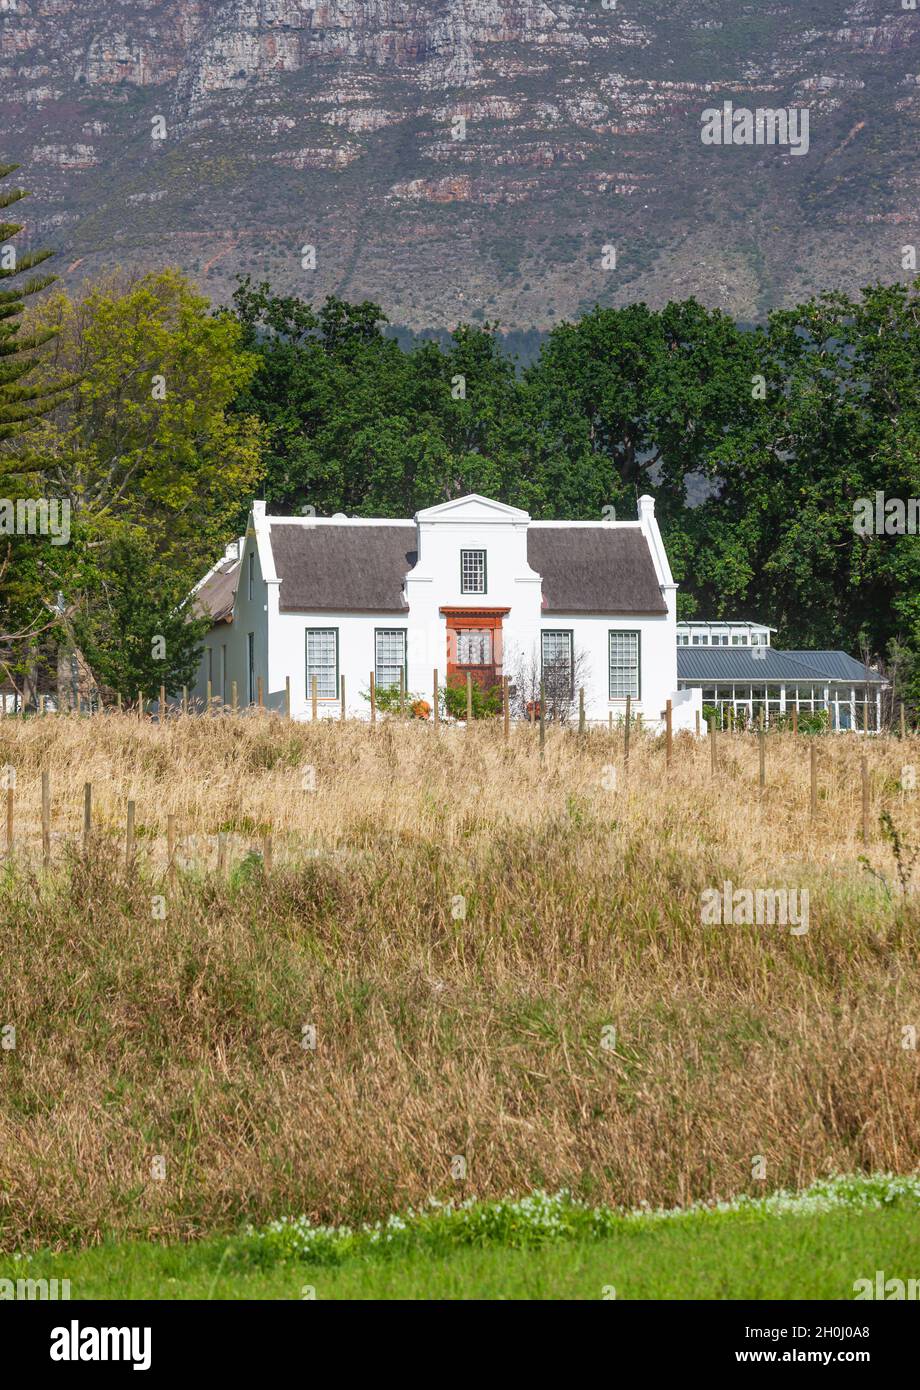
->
[190,507,269,709]
[269,609,411,719]
[405,494,543,701]
[190,493,701,731]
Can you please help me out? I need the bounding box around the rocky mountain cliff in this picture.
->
[2,0,919,327]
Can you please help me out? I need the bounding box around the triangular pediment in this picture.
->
[415,494,530,524]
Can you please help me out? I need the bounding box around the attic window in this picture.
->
[460,550,486,594]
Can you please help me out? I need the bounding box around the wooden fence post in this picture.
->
[665,699,673,769]
[182,686,188,717]
[861,757,869,844]
[42,771,51,869]
[311,676,318,721]
[608,711,613,735]
[340,674,346,721]
[231,681,238,717]
[83,782,92,850]
[167,813,176,890]
[810,743,818,820]
[263,833,273,875]
[695,709,700,739]
[370,671,376,724]
[285,675,291,720]
[624,694,631,765]
[257,676,264,711]
[504,675,510,741]
[206,681,212,717]
[117,691,123,713]
[578,686,586,737]
[433,669,439,730]
[900,702,906,740]
[709,717,717,776]
[126,800,135,873]
[466,673,473,727]
[137,691,144,720]
[160,684,167,722]
[539,680,545,759]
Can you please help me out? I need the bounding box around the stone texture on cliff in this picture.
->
[1,0,918,327]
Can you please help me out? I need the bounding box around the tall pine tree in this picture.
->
[0,162,69,674]
[0,161,63,457]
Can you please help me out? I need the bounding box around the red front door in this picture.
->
[441,608,509,691]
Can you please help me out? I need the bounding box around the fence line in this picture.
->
[2,731,916,878]
[1,684,912,738]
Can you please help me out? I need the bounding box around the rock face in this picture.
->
[2,0,919,326]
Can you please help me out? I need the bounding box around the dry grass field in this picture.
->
[0,712,918,1254]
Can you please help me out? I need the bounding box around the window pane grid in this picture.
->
[375,629,406,689]
[306,629,337,699]
[456,629,492,665]
[460,550,486,594]
[609,632,639,699]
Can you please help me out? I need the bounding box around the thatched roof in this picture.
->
[271,522,416,613]
[527,526,668,615]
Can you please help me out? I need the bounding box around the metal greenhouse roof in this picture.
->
[677,648,886,685]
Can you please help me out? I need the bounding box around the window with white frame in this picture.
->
[677,633,689,645]
[306,628,338,699]
[541,630,573,697]
[375,629,406,690]
[460,549,486,594]
[456,629,492,665]
[609,631,640,699]
[692,634,709,645]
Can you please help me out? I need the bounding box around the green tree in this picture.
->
[70,529,211,699]
[523,298,765,523]
[31,269,263,570]
[0,160,75,691]
[0,162,63,456]
[16,270,264,700]
[685,281,920,703]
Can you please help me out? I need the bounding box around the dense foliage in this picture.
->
[229,277,920,706]
[3,252,917,709]
[3,269,261,699]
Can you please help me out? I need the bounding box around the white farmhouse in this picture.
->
[190,493,700,729]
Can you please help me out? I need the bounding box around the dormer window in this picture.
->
[460,549,486,594]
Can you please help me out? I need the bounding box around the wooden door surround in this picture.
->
[440,607,509,691]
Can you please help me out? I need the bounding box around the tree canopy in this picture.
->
[225,276,920,707]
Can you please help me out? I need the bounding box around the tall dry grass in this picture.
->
[0,712,918,1251]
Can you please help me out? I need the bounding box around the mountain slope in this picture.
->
[2,0,919,326]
